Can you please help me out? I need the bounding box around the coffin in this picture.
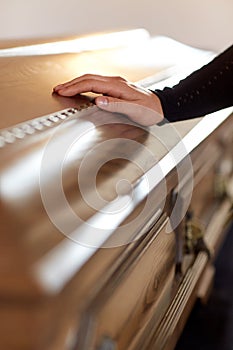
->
[0,29,232,350]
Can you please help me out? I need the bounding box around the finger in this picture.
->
[55,79,128,98]
[53,74,107,92]
[53,74,121,91]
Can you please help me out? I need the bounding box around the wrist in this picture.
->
[149,90,164,123]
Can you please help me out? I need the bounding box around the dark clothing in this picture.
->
[153,45,233,122]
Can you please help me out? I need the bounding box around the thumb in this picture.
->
[95,96,124,113]
[95,96,162,126]
[95,96,141,118]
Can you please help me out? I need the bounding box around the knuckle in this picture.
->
[116,76,126,82]
[81,74,92,79]
[110,76,126,83]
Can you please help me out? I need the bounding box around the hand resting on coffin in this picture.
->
[53,74,164,126]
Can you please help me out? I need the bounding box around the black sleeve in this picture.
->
[153,44,233,122]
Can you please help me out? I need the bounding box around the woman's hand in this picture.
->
[53,74,164,126]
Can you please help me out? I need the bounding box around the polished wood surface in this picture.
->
[0,29,169,129]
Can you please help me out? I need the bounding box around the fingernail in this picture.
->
[54,84,64,91]
[97,97,108,106]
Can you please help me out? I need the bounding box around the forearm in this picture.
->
[153,45,233,122]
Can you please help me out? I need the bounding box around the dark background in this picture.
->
[175,222,233,350]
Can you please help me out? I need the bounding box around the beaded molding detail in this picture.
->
[0,102,94,148]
